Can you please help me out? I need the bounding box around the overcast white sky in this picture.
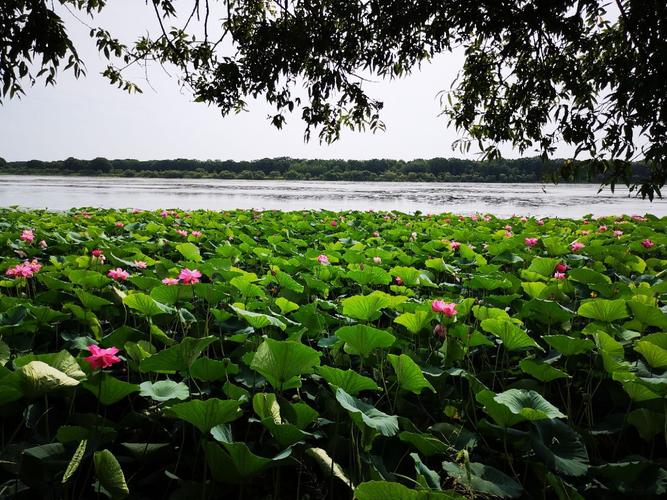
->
[0,1,578,162]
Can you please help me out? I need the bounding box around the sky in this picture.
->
[0,1,578,163]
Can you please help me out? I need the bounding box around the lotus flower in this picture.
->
[432,300,458,317]
[20,229,34,243]
[536,219,544,226]
[178,268,201,285]
[394,276,404,286]
[107,268,130,281]
[91,249,104,258]
[39,240,47,249]
[162,277,179,285]
[642,239,655,248]
[553,272,567,279]
[84,344,121,370]
[450,241,461,250]
[191,231,202,237]
[555,262,568,273]
[570,241,585,252]
[133,260,147,269]
[373,256,382,264]
[317,254,329,265]
[176,229,188,237]
[613,230,623,238]
[524,237,538,247]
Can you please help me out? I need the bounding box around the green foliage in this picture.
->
[0,207,665,498]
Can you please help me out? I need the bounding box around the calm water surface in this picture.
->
[1,175,665,218]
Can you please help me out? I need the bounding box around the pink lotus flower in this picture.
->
[176,229,188,237]
[504,225,512,231]
[20,229,34,243]
[641,239,655,248]
[504,232,513,238]
[5,260,41,278]
[632,214,647,222]
[484,215,493,222]
[444,218,452,223]
[330,220,338,227]
[82,212,91,219]
[583,219,589,225]
[571,241,585,252]
[613,230,623,238]
[132,208,142,214]
[433,323,446,338]
[536,219,544,226]
[581,230,590,236]
[394,276,404,286]
[84,344,121,370]
[373,256,382,264]
[162,277,179,285]
[191,231,202,237]
[107,268,130,281]
[133,260,147,269]
[432,300,458,317]
[160,210,169,218]
[471,214,479,221]
[178,268,201,285]
[317,254,330,265]
[26,259,41,273]
[520,216,528,223]
[372,231,380,238]
[524,237,538,247]
[38,240,47,249]
[553,272,567,279]
[91,249,104,258]
[450,241,461,250]
[115,222,124,228]
[598,225,607,232]
[555,262,568,273]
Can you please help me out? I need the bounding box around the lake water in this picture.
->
[1,175,665,218]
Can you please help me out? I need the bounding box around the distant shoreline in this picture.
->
[0,157,647,184]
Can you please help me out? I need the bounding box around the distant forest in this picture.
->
[0,156,649,183]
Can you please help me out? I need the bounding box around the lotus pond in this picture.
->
[1,208,666,499]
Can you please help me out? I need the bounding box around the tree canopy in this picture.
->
[1,1,665,197]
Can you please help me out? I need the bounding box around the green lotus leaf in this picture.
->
[139,380,190,402]
[519,359,569,382]
[82,373,139,406]
[94,449,129,499]
[335,324,396,358]
[250,338,321,390]
[442,461,522,498]
[335,388,398,437]
[387,353,435,394]
[577,299,629,322]
[230,305,286,330]
[530,419,589,476]
[493,389,565,420]
[169,398,242,432]
[543,335,595,356]
[123,292,173,316]
[315,365,380,395]
[480,319,542,351]
[175,242,202,262]
[394,310,432,334]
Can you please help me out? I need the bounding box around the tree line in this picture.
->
[0,156,650,183]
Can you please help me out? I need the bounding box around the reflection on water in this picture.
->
[0,175,665,218]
